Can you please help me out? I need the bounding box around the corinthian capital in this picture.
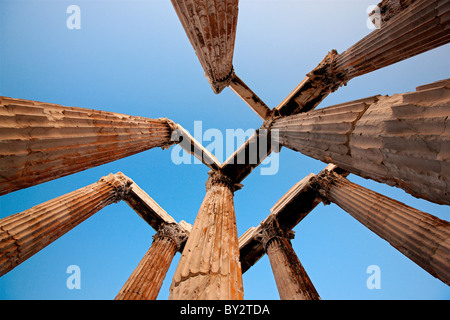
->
[306,50,349,92]
[257,218,295,251]
[100,172,133,202]
[309,170,338,205]
[153,223,188,251]
[205,170,242,193]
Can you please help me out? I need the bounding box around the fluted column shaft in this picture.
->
[0,96,176,196]
[313,171,450,285]
[273,81,450,205]
[169,171,243,300]
[0,172,132,277]
[259,220,320,300]
[339,0,449,79]
[369,0,417,28]
[115,223,187,300]
[170,0,239,93]
[277,0,449,115]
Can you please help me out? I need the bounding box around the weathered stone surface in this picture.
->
[275,50,350,116]
[225,40,450,184]
[370,0,417,27]
[169,171,243,300]
[272,80,450,205]
[0,172,132,277]
[153,222,190,252]
[115,223,188,300]
[315,171,450,285]
[337,0,450,79]
[220,128,278,184]
[276,0,450,116]
[0,97,177,196]
[171,0,239,93]
[2,0,448,300]
[258,218,320,300]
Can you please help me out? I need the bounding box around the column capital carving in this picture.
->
[100,172,133,202]
[307,50,349,92]
[157,117,178,132]
[153,222,188,251]
[209,67,235,94]
[370,0,414,27]
[157,117,179,150]
[205,170,242,193]
[309,170,338,205]
[261,112,283,130]
[257,218,295,252]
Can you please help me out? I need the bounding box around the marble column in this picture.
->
[311,170,450,285]
[170,0,239,93]
[0,96,176,196]
[272,80,450,205]
[0,172,132,277]
[258,219,320,300]
[169,171,244,299]
[115,223,188,300]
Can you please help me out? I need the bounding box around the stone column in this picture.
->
[277,0,449,115]
[369,0,417,28]
[0,172,132,277]
[258,219,320,300]
[170,0,239,93]
[311,171,450,285]
[115,223,188,300]
[169,171,244,300]
[272,80,450,205]
[0,96,177,196]
[341,0,450,79]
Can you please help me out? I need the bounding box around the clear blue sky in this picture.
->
[0,0,449,300]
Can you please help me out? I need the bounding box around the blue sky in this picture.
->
[0,0,449,300]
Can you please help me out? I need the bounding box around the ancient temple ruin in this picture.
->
[0,0,449,299]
